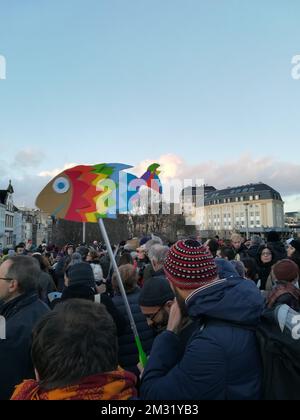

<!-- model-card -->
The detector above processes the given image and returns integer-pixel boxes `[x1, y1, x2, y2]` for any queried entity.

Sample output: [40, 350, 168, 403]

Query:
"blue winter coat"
[140, 277, 265, 400]
[113, 287, 154, 375]
[0, 292, 49, 400]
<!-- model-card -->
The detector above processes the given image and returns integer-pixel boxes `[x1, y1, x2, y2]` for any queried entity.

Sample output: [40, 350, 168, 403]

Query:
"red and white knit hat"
[164, 240, 218, 289]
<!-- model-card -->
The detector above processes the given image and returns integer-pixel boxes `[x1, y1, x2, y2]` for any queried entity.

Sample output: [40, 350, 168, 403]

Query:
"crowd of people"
[0, 231, 299, 400]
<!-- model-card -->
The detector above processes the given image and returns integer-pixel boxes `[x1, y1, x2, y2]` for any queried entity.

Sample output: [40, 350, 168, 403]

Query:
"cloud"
[1, 153, 300, 212]
[283, 195, 300, 213]
[9, 176, 49, 208]
[133, 154, 184, 181]
[0, 159, 9, 178]
[133, 153, 300, 212]
[38, 163, 78, 178]
[13, 148, 45, 168]
[134, 153, 300, 198]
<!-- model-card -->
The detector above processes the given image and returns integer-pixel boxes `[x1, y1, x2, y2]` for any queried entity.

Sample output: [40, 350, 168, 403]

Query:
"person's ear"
[8, 279, 18, 294]
[164, 300, 175, 313]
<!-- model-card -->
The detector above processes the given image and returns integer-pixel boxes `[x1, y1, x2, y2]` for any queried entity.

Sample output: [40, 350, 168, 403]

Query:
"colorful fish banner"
[36, 163, 162, 221]
[36, 162, 163, 368]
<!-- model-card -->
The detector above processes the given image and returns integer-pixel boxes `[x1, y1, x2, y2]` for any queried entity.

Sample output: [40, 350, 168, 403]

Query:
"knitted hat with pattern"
[164, 240, 218, 289]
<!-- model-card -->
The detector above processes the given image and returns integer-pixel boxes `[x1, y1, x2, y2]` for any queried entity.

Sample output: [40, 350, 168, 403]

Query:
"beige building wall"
[183, 198, 284, 232]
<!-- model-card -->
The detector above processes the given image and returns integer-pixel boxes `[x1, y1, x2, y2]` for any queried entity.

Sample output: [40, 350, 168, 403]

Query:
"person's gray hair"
[69, 252, 82, 266]
[144, 237, 163, 253]
[148, 245, 169, 265]
[6, 256, 41, 293]
[251, 235, 264, 247]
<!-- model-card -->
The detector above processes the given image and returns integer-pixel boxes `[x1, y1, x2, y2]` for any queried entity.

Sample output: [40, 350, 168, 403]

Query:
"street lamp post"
[82, 222, 86, 244]
[244, 203, 249, 240]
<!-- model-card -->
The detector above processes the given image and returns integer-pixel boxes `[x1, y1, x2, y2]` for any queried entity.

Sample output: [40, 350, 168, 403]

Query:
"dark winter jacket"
[0, 292, 49, 400]
[257, 262, 274, 291]
[54, 256, 71, 291]
[140, 277, 264, 400]
[38, 271, 56, 303]
[113, 287, 154, 375]
[143, 264, 156, 283]
[245, 245, 261, 260]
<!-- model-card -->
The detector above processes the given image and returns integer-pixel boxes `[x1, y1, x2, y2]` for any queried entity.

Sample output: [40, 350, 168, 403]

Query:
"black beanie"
[68, 263, 95, 288]
[139, 276, 175, 307]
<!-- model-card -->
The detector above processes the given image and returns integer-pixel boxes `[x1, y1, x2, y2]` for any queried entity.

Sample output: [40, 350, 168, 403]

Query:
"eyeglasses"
[0, 277, 13, 281]
[262, 252, 272, 257]
[144, 306, 164, 322]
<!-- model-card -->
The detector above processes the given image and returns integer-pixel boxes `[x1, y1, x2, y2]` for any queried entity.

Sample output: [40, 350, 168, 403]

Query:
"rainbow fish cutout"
[36, 163, 162, 222]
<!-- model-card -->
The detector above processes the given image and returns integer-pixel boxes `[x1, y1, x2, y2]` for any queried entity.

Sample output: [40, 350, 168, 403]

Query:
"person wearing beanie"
[287, 239, 300, 275]
[139, 276, 175, 334]
[139, 274, 198, 362]
[267, 259, 300, 311]
[52, 263, 125, 335]
[140, 239, 264, 401]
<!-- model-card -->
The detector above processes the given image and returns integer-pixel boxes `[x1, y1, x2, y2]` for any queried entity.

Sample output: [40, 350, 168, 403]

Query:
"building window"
[255, 195, 259, 200]
[249, 196, 253, 201]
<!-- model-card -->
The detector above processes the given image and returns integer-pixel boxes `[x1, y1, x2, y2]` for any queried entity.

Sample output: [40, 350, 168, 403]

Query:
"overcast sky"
[0, 0, 299, 211]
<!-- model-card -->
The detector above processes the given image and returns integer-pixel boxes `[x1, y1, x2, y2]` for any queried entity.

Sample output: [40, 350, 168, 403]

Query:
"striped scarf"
[11, 369, 137, 400]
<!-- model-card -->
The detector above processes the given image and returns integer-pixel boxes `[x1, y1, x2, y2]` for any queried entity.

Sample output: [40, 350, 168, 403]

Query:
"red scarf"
[267, 282, 300, 309]
[11, 369, 137, 400]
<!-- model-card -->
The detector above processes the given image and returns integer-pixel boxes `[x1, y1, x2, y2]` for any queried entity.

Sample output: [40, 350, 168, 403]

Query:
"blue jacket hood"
[187, 277, 265, 326]
[215, 258, 238, 279]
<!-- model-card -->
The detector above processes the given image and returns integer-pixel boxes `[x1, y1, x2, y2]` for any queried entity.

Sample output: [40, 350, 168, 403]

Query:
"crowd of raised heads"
[1, 231, 300, 400]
